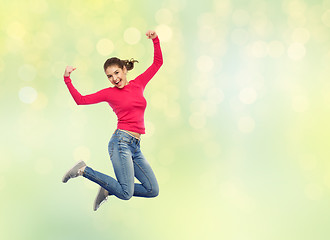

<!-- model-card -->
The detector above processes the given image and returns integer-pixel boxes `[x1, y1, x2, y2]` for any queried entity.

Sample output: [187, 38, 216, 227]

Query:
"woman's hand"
[145, 30, 157, 40]
[64, 66, 76, 77]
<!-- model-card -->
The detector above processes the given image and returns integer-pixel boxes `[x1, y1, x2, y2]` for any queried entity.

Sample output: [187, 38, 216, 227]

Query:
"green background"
[1, 0, 330, 239]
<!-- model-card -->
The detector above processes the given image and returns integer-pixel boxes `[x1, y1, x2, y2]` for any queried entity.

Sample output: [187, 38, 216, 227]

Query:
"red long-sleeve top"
[64, 37, 163, 134]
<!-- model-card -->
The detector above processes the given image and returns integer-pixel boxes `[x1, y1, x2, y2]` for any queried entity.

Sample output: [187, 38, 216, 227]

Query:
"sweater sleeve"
[64, 76, 108, 105]
[134, 36, 163, 89]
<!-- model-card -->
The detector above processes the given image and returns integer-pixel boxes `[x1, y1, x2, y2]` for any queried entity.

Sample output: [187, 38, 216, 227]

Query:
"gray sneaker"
[62, 160, 86, 183]
[94, 187, 109, 211]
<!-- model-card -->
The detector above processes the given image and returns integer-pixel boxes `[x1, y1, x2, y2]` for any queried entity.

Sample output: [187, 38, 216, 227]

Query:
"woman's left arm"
[135, 30, 163, 89]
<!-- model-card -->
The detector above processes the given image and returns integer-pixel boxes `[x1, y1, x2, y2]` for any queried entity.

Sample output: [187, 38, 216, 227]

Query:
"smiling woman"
[62, 30, 163, 211]
[103, 57, 139, 88]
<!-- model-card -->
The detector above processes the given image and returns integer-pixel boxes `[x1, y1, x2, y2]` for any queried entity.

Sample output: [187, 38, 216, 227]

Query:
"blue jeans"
[83, 129, 159, 200]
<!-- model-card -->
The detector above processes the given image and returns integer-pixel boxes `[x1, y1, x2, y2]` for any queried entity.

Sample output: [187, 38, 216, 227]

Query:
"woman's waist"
[116, 120, 145, 135]
[114, 129, 141, 140]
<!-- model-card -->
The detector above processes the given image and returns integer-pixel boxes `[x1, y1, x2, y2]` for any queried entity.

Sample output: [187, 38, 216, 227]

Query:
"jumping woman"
[62, 30, 163, 211]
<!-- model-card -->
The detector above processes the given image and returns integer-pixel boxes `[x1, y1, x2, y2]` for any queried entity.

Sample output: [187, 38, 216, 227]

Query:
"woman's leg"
[83, 136, 135, 200]
[132, 148, 159, 198]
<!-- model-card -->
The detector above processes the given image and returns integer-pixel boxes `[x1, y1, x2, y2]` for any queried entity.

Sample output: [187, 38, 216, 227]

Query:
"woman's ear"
[123, 66, 128, 74]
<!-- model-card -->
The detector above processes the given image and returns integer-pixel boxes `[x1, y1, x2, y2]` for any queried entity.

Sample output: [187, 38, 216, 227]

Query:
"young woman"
[62, 30, 163, 211]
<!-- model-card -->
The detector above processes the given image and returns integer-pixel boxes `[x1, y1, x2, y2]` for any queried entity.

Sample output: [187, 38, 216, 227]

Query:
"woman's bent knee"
[149, 186, 159, 198]
[121, 192, 133, 200]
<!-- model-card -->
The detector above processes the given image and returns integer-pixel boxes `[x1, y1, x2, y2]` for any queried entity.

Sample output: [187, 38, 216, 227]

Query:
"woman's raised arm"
[64, 66, 108, 105]
[134, 30, 163, 89]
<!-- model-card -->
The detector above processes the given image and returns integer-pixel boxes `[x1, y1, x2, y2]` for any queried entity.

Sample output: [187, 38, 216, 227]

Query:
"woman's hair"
[103, 57, 139, 71]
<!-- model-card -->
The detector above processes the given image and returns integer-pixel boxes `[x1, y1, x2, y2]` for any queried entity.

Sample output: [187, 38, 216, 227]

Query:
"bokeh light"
[19, 86, 38, 104]
[155, 24, 173, 42]
[288, 42, 306, 60]
[124, 27, 141, 45]
[96, 38, 114, 56]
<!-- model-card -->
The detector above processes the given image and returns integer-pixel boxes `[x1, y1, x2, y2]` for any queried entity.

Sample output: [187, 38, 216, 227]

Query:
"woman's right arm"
[64, 66, 108, 105]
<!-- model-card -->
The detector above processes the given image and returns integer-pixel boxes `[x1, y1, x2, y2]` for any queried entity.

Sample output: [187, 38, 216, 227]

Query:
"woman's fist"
[146, 30, 157, 40]
[64, 66, 76, 77]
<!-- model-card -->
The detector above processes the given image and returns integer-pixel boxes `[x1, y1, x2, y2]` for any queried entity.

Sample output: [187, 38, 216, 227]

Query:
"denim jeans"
[83, 129, 159, 200]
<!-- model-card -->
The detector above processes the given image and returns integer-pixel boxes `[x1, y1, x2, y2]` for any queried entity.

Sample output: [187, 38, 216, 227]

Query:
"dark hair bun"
[104, 57, 139, 71]
[123, 58, 139, 71]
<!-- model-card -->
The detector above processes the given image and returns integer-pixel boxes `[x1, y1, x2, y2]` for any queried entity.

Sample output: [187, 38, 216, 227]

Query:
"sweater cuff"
[152, 36, 160, 44]
[64, 76, 71, 84]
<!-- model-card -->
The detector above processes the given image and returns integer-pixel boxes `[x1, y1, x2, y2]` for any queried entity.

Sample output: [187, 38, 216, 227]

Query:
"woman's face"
[105, 65, 128, 89]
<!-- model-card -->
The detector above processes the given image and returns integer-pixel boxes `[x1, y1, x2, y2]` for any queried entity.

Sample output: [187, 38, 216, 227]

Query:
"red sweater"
[64, 37, 163, 134]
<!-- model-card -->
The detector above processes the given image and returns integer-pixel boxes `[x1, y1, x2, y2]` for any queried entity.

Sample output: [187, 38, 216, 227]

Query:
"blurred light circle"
[239, 87, 257, 104]
[268, 41, 285, 58]
[322, 10, 330, 27]
[292, 28, 310, 43]
[155, 24, 173, 42]
[155, 8, 173, 24]
[18, 64, 36, 81]
[196, 55, 214, 72]
[96, 38, 114, 56]
[232, 9, 250, 27]
[19, 86, 38, 104]
[288, 43, 306, 60]
[238, 116, 255, 133]
[124, 27, 141, 45]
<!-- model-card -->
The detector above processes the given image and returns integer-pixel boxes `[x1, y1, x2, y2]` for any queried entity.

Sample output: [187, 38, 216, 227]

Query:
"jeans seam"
[83, 170, 108, 187]
[118, 142, 132, 197]
[132, 159, 153, 193]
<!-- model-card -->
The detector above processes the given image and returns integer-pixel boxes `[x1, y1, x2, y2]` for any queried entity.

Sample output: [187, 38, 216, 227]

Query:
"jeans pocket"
[118, 140, 130, 154]
[119, 135, 132, 144]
